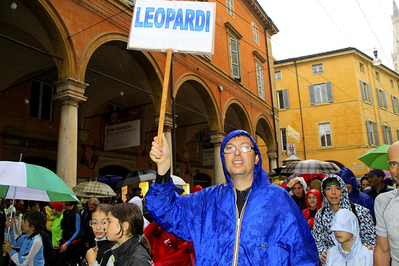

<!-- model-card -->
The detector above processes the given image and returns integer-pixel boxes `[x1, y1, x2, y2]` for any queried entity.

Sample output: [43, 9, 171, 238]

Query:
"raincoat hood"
[289, 177, 308, 196]
[305, 189, 322, 210]
[321, 174, 351, 210]
[330, 209, 362, 260]
[338, 167, 359, 194]
[220, 130, 266, 188]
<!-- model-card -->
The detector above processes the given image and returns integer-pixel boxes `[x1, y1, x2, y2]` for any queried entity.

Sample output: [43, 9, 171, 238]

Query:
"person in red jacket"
[302, 189, 322, 230]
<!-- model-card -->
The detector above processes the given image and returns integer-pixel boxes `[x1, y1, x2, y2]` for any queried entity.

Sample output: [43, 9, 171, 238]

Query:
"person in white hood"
[325, 209, 373, 266]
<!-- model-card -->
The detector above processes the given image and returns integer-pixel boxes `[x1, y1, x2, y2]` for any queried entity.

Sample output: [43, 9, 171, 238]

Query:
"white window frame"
[382, 125, 393, 144]
[319, 123, 332, 147]
[309, 82, 333, 105]
[226, 0, 234, 18]
[256, 62, 265, 99]
[366, 120, 379, 145]
[360, 81, 373, 103]
[377, 88, 388, 109]
[29, 80, 54, 121]
[277, 89, 290, 109]
[252, 23, 260, 45]
[312, 64, 323, 74]
[375, 71, 380, 81]
[275, 70, 281, 81]
[280, 128, 287, 151]
[359, 62, 365, 73]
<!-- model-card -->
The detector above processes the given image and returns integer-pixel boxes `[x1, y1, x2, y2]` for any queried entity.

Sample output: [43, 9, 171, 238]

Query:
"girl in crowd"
[105, 203, 153, 266]
[302, 188, 322, 230]
[3, 210, 45, 265]
[86, 204, 115, 266]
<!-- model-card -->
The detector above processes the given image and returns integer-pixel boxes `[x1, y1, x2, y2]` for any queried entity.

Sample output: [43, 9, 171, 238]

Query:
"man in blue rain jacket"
[146, 130, 319, 265]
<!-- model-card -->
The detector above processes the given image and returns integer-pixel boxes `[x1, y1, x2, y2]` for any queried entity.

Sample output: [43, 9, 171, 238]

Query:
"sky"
[257, 0, 396, 70]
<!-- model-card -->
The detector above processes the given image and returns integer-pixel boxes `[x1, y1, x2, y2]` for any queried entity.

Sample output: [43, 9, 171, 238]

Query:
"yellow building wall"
[275, 49, 399, 177]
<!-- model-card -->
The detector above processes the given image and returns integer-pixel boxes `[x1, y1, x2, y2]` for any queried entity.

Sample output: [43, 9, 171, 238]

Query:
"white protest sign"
[128, 0, 216, 54]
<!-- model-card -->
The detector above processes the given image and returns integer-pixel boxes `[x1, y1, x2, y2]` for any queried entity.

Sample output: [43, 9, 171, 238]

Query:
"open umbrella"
[116, 169, 156, 188]
[358, 144, 390, 170]
[72, 181, 116, 198]
[280, 159, 340, 175]
[0, 161, 77, 202]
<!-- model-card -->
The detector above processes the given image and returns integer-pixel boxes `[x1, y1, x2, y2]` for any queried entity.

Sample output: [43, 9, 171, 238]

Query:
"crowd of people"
[1, 130, 398, 265]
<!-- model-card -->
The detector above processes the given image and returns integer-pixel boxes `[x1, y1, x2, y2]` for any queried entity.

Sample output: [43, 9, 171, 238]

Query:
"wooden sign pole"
[157, 49, 173, 147]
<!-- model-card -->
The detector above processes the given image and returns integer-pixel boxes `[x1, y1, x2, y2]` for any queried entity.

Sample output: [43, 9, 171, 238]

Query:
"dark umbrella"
[116, 169, 156, 188]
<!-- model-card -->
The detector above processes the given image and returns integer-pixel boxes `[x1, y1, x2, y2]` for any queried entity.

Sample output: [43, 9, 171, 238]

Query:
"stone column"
[210, 131, 226, 185]
[54, 78, 88, 188]
[155, 112, 174, 174]
[267, 149, 278, 173]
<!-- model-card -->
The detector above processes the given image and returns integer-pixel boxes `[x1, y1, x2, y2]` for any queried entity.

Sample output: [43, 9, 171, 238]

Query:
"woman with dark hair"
[2, 210, 46, 265]
[55, 201, 81, 266]
[105, 203, 153, 266]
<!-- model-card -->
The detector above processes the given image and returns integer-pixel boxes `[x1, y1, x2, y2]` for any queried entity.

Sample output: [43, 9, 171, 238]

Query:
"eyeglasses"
[89, 220, 108, 227]
[223, 145, 255, 154]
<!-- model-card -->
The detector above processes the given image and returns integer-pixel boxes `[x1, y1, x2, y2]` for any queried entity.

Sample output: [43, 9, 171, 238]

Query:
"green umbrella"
[358, 144, 390, 170]
[0, 161, 78, 202]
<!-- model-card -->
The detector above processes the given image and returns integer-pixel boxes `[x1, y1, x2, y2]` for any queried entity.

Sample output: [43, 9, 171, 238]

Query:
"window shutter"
[383, 126, 388, 144]
[377, 89, 382, 107]
[360, 81, 366, 101]
[397, 129, 399, 139]
[367, 84, 373, 103]
[392, 96, 398, 113]
[383, 91, 387, 108]
[373, 122, 379, 145]
[229, 38, 240, 79]
[366, 122, 372, 144]
[326, 82, 333, 102]
[309, 85, 315, 105]
[283, 89, 290, 109]
[389, 127, 393, 144]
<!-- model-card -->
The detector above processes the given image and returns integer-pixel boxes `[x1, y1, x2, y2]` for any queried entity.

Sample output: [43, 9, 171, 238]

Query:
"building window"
[309, 82, 333, 105]
[226, 0, 234, 18]
[312, 64, 323, 74]
[280, 128, 287, 151]
[397, 129, 399, 140]
[392, 95, 399, 114]
[319, 123, 332, 147]
[382, 125, 393, 144]
[275, 70, 281, 81]
[366, 120, 379, 145]
[229, 38, 241, 79]
[252, 23, 260, 45]
[360, 80, 373, 103]
[256, 62, 265, 99]
[277, 89, 290, 109]
[377, 88, 388, 109]
[360, 62, 365, 72]
[375, 71, 380, 81]
[390, 79, 395, 88]
[29, 80, 54, 121]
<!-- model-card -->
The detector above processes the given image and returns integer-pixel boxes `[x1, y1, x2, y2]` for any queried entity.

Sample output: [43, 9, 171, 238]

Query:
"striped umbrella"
[72, 181, 116, 198]
[280, 159, 340, 175]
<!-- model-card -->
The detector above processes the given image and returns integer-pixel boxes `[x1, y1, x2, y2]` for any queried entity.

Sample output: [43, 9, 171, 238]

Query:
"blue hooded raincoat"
[146, 130, 319, 265]
[338, 167, 375, 223]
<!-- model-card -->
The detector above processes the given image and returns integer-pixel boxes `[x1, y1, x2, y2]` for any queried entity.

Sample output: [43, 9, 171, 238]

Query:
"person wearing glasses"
[146, 129, 319, 265]
[374, 141, 399, 266]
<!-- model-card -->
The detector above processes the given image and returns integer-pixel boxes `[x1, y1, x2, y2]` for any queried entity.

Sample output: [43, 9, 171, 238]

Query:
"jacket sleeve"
[312, 207, 328, 258]
[10, 234, 43, 266]
[66, 213, 81, 245]
[145, 178, 205, 242]
[355, 205, 376, 247]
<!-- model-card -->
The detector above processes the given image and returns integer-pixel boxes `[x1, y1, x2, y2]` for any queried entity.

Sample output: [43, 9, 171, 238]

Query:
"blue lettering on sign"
[165, 8, 175, 29]
[144, 7, 155, 27]
[154, 8, 165, 28]
[134, 6, 212, 32]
